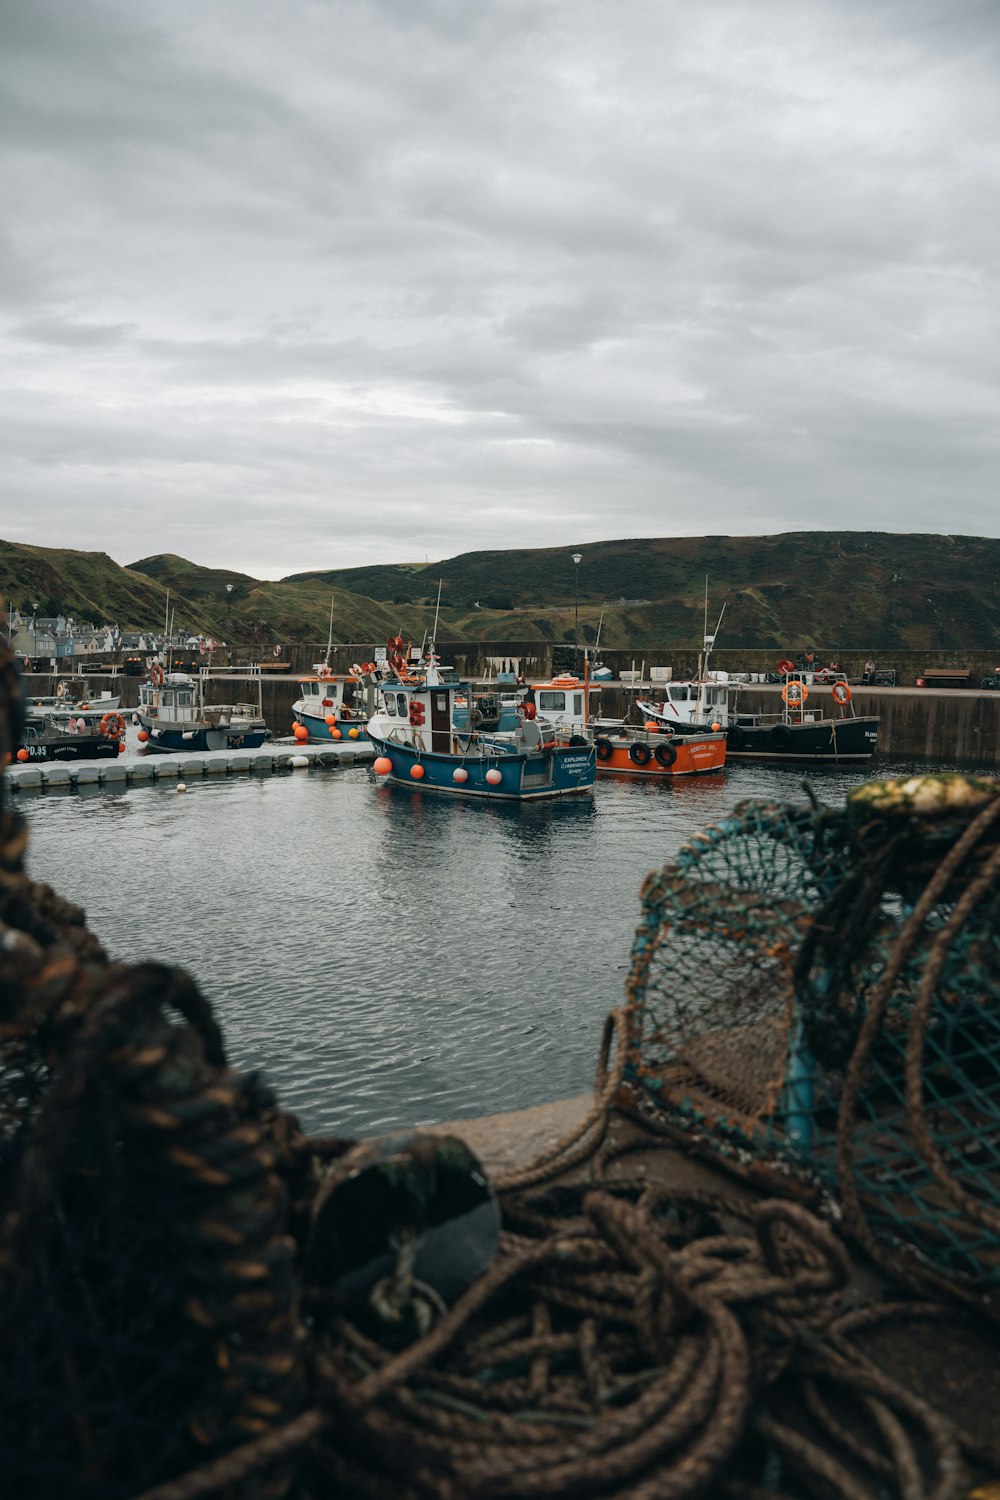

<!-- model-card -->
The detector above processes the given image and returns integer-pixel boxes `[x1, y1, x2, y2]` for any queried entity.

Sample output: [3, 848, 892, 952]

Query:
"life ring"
[781, 680, 808, 705]
[654, 741, 677, 768]
[100, 712, 126, 739]
[273, 645, 281, 658]
[629, 742, 651, 766]
[770, 724, 792, 749]
[150, 664, 164, 686]
[595, 737, 613, 761]
[832, 681, 852, 705]
[777, 658, 796, 675]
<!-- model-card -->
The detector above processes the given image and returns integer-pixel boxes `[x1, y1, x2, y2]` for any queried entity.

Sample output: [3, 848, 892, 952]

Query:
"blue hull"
[292, 710, 369, 743]
[368, 732, 594, 800]
[143, 727, 272, 753]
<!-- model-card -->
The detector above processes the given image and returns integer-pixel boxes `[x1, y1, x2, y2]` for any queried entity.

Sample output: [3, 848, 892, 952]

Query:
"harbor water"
[18, 756, 977, 1139]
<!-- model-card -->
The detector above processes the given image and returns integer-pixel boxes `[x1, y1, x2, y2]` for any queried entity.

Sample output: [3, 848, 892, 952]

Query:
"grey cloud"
[1, 0, 998, 575]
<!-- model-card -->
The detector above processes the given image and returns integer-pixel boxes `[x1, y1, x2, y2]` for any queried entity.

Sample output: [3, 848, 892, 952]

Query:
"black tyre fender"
[770, 724, 792, 749]
[629, 742, 651, 765]
[653, 740, 677, 768]
[595, 737, 614, 761]
[727, 725, 745, 751]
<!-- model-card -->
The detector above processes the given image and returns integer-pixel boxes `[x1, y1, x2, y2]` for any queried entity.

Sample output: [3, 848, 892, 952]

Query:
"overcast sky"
[2, 0, 998, 578]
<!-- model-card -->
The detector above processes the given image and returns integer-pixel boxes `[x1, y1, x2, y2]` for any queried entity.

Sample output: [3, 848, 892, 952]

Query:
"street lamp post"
[226, 585, 233, 664]
[571, 554, 582, 668]
[31, 603, 38, 666]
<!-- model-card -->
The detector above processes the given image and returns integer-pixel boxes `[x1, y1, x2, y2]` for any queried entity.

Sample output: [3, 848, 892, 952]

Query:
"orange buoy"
[16, 748, 29, 762]
[410, 763, 425, 779]
[486, 768, 502, 785]
[373, 756, 392, 775]
[453, 767, 469, 782]
[137, 730, 150, 742]
[644, 720, 659, 731]
[293, 722, 309, 740]
[711, 721, 721, 732]
[325, 714, 336, 726]
[117, 740, 127, 753]
[349, 727, 360, 739]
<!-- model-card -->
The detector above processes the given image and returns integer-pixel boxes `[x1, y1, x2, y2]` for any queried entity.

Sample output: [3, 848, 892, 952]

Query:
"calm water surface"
[18, 757, 970, 1137]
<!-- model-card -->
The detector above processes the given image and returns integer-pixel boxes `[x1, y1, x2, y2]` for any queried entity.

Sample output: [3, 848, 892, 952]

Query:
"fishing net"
[623, 775, 1000, 1311]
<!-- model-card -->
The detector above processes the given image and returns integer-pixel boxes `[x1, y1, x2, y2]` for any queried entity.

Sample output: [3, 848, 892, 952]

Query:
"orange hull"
[594, 732, 727, 776]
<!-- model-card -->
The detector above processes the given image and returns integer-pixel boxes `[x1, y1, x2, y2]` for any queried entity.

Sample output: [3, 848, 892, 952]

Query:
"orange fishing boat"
[592, 726, 726, 777]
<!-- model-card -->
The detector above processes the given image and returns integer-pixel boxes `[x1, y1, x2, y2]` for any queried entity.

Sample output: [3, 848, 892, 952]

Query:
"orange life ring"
[150, 663, 164, 686]
[832, 681, 852, 705]
[100, 712, 126, 738]
[781, 680, 808, 705]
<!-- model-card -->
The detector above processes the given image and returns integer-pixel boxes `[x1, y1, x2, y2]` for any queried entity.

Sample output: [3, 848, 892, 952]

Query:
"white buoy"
[291, 754, 309, 768]
[176, 782, 187, 793]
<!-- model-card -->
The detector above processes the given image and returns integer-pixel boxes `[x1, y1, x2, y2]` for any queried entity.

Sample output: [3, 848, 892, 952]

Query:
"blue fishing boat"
[291, 663, 371, 744]
[367, 647, 595, 801]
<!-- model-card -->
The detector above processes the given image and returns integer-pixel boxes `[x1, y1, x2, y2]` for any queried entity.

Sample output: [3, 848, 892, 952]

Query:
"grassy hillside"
[279, 532, 1000, 650]
[3, 532, 998, 650]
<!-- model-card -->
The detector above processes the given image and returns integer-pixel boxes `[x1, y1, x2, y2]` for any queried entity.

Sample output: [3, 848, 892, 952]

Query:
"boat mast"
[324, 593, 335, 666]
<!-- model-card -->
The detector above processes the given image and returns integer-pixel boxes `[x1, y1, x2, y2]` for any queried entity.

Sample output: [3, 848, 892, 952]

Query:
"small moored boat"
[291, 663, 371, 744]
[136, 665, 272, 753]
[14, 708, 126, 764]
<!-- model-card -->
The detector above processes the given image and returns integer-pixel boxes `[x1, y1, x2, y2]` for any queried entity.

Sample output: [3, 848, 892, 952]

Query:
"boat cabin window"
[669, 686, 691, 702]
[304, 682, 320, 698]
[433, 693, 448, 712]
[537, 690, 566, 712]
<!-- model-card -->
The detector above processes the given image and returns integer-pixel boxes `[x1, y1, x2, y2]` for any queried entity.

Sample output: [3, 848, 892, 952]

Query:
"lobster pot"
[623, 783, 1000, 1311]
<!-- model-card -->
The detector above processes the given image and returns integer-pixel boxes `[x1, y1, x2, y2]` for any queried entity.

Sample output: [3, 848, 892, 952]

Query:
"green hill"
[2, 532, 999, 650]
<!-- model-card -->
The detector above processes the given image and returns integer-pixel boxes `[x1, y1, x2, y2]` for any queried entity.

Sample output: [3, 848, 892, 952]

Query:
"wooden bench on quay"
[916, 667, 971, 688]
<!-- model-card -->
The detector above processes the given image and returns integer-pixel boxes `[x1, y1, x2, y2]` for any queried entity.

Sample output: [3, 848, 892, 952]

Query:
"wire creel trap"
[623, 774, 1000, 1312]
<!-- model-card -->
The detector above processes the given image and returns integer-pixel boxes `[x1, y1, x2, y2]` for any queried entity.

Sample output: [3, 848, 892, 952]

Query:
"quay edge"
[18, 671, 1000, 770]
